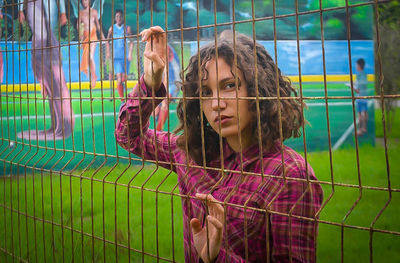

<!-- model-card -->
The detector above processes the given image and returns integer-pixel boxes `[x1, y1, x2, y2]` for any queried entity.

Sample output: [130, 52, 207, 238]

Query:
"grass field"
[0, 139, 399, 262]
[0, 165, 183, 262]
[375, 107, 400, 138]
[1, 81, 398, 262]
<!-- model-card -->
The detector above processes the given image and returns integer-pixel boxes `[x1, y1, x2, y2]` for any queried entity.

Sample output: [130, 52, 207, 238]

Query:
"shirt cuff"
[128, 75, 167, 102]
[141, 75, 167, 98]
[118, 75, 167, 119]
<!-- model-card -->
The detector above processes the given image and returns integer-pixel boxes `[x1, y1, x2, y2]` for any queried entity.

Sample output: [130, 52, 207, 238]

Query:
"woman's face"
[201, 58, 254, 151]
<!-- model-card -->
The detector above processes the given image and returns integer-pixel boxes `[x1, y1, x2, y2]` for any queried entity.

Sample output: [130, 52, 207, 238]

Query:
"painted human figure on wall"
[105, 9, 133, 101]
[77, 0, 105, 88]
[154, 44, 180, 131]
[17, 0, 74, 140]
[18, 0, 67, 33]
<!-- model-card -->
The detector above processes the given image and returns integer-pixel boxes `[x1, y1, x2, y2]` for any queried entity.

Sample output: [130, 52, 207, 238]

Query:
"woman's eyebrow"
[219, 77, 234, 84]
[219, 77, 241, 86]
[200, 77, 241, 88]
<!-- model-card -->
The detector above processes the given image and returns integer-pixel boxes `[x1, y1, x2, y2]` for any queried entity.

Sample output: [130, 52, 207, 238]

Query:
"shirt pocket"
[225, 191, 264, 223]
[223, 191, 266, 247]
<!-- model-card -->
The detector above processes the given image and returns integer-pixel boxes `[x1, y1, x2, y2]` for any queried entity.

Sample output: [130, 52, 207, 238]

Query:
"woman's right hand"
[141, 26, 167, 92]
[190, 193, 225, 263]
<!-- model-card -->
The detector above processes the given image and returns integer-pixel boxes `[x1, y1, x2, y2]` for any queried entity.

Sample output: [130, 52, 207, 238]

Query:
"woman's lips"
[214, 115, 232, 125]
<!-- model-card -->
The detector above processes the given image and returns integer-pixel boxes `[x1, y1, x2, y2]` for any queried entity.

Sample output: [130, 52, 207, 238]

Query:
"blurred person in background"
[106, 9, 133, 101]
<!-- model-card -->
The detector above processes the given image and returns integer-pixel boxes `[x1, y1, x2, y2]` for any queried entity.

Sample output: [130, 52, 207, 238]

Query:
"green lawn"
[375, 107, 400, 138]
[0, 166, 184, 262]
[309, 141, 400, 262]
[1, 82, 398, 262]
[1, 140, 399, 262]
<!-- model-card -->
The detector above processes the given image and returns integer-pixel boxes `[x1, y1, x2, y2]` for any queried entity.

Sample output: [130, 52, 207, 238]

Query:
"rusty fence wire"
[0, 0, 399, 262]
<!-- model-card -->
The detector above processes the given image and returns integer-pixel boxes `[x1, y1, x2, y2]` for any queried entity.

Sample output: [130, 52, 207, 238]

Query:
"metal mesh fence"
[0, 0, 399, 262]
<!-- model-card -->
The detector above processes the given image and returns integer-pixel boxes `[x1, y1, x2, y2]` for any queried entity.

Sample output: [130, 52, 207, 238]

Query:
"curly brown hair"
[176, 31, 304, 166]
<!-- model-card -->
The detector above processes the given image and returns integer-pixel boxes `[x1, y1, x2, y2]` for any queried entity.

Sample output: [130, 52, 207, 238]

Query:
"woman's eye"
[224, 83, 236, 90]
[201, 88, 212, 97]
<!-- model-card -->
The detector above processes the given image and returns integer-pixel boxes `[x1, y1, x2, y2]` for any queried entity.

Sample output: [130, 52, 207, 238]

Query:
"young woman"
[115, 26, 323, 263]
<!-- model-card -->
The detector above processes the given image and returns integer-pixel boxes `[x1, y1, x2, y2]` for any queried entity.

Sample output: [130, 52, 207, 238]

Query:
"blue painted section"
[0, 41, 101, 84]
[190, 40, 374, 77]
[1, 40, 374, 85]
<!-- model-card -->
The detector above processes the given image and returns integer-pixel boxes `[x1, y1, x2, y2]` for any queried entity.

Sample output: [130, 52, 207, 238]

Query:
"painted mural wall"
[0, 0, 375, 160]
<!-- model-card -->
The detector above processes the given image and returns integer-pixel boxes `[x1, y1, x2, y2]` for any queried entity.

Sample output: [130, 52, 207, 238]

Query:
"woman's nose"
[211, 95, 227, 111]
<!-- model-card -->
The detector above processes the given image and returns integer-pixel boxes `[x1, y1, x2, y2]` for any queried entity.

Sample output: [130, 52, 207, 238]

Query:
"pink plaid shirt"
[115, 77, 323, 263]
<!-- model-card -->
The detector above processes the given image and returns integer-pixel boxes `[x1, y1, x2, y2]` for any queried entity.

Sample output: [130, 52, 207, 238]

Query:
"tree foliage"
[54, 20, 77, 43]
[12, 19, 32, 42]
[98, 0, 374, 40]
[0, 0, 374, 41]
[375, 0, 400, 134]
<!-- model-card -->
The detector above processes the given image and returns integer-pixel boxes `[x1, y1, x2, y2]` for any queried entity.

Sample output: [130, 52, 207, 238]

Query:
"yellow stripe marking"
[287, 74, 374, 83]
[1, 74, 375, 92]
[1, 80, 138, 93]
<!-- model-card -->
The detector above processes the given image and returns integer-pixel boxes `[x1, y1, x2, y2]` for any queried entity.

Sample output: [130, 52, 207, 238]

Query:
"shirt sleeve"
[269, 166, 323, 263]
[115, 75, 179, 171]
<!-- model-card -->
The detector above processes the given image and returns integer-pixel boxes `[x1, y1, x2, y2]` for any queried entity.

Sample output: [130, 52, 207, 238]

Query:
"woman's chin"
[218, 129, 240, 140]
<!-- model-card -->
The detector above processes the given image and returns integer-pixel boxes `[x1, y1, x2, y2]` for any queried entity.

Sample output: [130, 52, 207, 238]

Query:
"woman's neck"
[226, 125, 255, 153]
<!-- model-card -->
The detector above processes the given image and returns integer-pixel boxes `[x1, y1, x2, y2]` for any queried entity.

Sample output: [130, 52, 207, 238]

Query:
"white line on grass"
[332, 123, 357, 151]
[307, 102, 352, 107]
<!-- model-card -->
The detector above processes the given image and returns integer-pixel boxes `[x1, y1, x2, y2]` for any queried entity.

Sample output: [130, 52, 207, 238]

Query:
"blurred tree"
[275, 0, 312, 15]
[323, 16, 347, 40]
[375, 0, 400, 134]
[298, 13, 321, 40]
[306, 0, 373, 40]
[350, 5, 373, 39]
[13, 19, 31, 42]
[102, 0, 138, 35]
[155, 1, 179, 30]
[0, 0, 375, 41]
[0, 13, 13, 40]
[308, 0, 346, 10]
[54, 20, 77, 43]
[251, 0, 272, 19]
[93, 0, 374, 40]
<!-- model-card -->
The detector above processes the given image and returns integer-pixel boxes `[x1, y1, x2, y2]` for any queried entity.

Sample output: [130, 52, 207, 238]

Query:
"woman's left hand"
[190, 193, 225, 263]
[140, 26, 167, 92]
